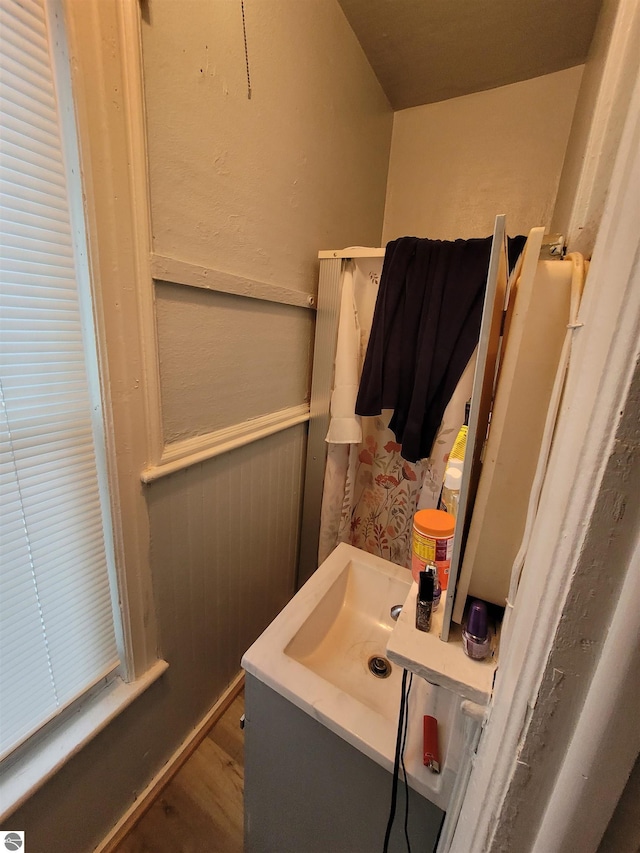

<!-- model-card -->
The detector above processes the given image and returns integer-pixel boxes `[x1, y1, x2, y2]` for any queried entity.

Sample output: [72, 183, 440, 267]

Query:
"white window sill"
[0, 658, 168, 821]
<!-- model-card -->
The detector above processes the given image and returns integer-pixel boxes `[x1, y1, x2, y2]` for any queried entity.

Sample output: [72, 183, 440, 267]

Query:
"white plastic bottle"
[440, 466, 462, 519]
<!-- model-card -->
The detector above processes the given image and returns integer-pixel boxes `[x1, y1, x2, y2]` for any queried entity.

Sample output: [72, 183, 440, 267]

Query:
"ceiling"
[338, 0, 603, 110]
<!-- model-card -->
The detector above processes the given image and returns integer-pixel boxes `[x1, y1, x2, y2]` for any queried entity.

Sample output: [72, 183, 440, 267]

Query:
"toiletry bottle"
[416, 570, 434, 632]
[411, 508, 455, 590]
[439, 466, 462, 519]
[462, 599, 491, 660]
[448, 400, 470, 466]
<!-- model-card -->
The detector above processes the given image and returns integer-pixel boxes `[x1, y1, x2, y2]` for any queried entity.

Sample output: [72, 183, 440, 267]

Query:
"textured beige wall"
[156, 283, 314, 441]
[142, 0, 392, 290]
[598, 753, 640, 853]
[551, 0, 640, 255]
[382, 67, 583, 242]
[143, 0, 392, 435]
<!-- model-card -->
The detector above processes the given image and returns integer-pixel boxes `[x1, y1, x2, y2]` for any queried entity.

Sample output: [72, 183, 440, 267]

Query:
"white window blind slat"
[1, 546, 107, 602]
[0, 0, 120, 759]
[2, 134, 67, 182]
[0, 3, 49, 51]
[1, 262, 75, 285]
[34, 556, 110, 599]
[2, 165, 69, 203]
[0, 365, 86, 383]
[0, 104, 58, 150]
[1, 302, 79, 316]
[0, 271, 82, 292]
[0, 172, 66, 212]
[6, 438, 92, 462]
[1, 183, 73, 219]
[1, 379, 86, 399]
[39, 584, 115, 631]
[23, 502, 104, 541]
[9, 0, 46, 19]
[0, 445, 95, 479]
[0, 130, 70, 181]
[1, 53, 58, 111]
[1, 21, 52, 77]
[1, 214, 71, 245]
[0, 64, 57, 115]
[1, 322, 82, 342]
[0, 33, 48, 74]
[1, 421, 91, 451]
[1, 96, 60, 148]
[2, 400, 94, 426]
[29, 530, 106, 571]
[1, 0, 47, 30]
[0, 148, 66, 190]
[0, 227, 76, 260]
[0, 75, 58, 124]
[1, 40, 57, 95]
[1, 329, 83, 347]
[0, 637, 53, 685]
[2, 499, 102, 535]
[1, 283, 78, 304]
[0, 202, 71, 235]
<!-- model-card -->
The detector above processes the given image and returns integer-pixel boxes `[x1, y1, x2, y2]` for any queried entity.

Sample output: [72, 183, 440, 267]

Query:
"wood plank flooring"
[115, 693, 245, 853]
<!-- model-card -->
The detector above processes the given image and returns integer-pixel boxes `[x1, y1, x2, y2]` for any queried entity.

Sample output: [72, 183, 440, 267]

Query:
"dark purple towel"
[355, 236, 493, 463]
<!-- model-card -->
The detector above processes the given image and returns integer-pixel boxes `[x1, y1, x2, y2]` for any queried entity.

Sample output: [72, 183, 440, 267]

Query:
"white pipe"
[532, 534, 640, 852]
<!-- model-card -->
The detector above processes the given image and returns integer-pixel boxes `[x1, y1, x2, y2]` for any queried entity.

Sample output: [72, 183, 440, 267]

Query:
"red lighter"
[423, 715, 440, 773]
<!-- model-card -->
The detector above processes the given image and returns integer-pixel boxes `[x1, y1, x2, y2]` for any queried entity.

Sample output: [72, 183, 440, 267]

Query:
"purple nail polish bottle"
[462, 599, 491, 660]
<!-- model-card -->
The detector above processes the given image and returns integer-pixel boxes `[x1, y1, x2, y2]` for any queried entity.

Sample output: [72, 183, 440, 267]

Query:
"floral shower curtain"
[318, 255, 475, 568]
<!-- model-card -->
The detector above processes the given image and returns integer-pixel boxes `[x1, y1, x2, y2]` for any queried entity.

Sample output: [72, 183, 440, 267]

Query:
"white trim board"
[151, 253, 316, 310]
[318, 247, 386, 258]
[95, 671, 245, 853]
[63, 0, 161, 678]
[141, 404, 310, 483]
[0, 659, 168, 823]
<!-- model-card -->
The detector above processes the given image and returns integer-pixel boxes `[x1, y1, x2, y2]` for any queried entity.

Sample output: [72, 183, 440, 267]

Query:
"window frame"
[58, 0, 163, 681]
[0, 0, 166, 818]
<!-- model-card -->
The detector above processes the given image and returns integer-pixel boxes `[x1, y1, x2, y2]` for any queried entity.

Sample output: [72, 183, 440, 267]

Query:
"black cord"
[383, 668, 409, 853]
[400, 672, 413, 853]
[383, 669, 414, 853]
[240, 0, 252, 99]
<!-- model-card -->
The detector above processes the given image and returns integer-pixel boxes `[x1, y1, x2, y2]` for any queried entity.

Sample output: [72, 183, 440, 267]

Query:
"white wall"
[551, 0, 640, 254]
[382, 67, 583, 242]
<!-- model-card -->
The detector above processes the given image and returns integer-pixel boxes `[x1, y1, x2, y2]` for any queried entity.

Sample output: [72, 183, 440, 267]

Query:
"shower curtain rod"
[318, 247, 385, 259]
[318, 234, 564, 262]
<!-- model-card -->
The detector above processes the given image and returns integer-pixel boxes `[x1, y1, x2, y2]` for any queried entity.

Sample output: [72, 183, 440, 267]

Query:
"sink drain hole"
[368, 655, 392, 679]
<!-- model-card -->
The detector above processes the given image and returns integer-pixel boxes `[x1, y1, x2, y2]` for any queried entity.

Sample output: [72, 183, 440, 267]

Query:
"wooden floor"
[115, 692, 245, 853]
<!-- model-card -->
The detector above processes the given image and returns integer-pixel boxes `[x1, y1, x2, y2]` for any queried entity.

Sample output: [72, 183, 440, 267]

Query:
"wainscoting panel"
[146, 424, 307, 715]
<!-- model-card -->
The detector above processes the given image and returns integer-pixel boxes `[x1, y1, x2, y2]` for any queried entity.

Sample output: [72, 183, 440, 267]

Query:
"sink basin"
[285, 555, 410, 719]
[242, 543, 465, 810]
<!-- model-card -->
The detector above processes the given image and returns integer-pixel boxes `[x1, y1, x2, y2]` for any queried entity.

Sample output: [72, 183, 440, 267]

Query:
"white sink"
[242, 543, 466, 810]
[285, 553, 409, 719]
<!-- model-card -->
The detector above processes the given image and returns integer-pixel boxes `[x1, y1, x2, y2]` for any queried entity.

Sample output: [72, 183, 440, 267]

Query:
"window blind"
[0, 0, 119, 758]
